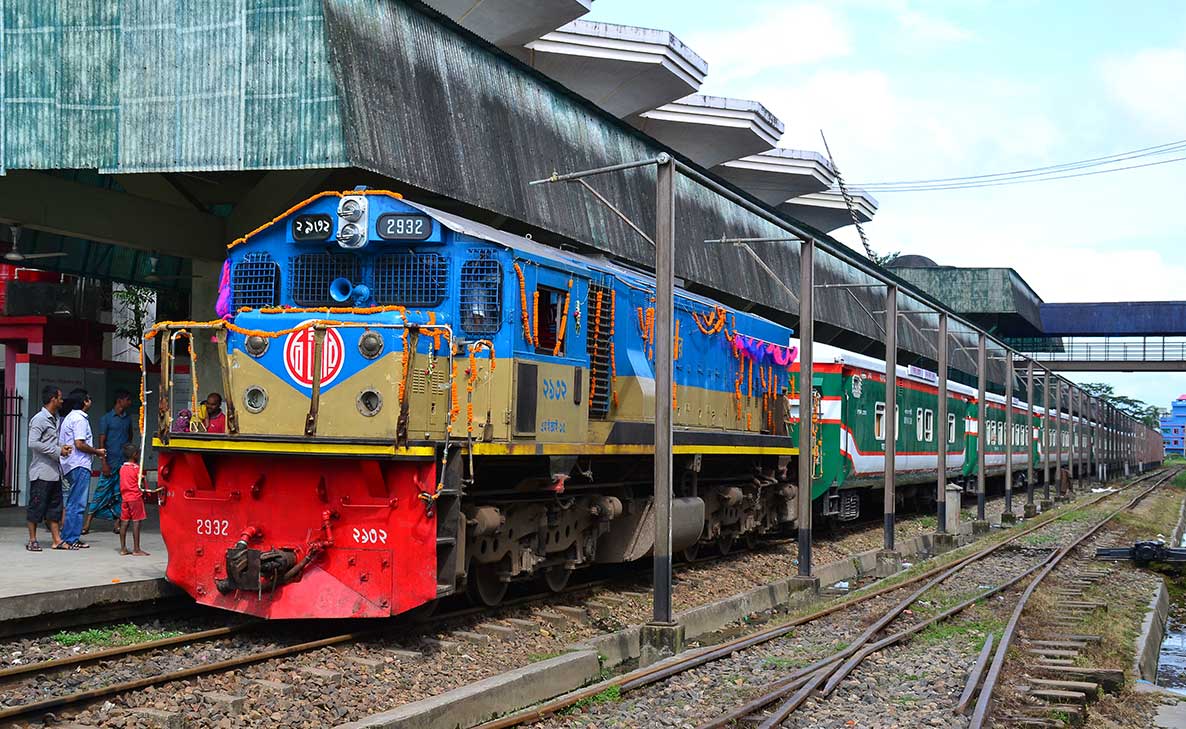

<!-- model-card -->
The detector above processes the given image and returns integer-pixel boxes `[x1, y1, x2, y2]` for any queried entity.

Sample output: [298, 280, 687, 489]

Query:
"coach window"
[915, 408, 924, 441]
[948, 413, 956, 444]
[925, 410, 934, 442]
[875, 402, 886, 440]
[535, 285, 565, 355]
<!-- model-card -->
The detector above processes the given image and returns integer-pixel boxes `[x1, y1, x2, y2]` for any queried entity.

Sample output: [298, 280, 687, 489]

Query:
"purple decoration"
[215, 259, 232, 319]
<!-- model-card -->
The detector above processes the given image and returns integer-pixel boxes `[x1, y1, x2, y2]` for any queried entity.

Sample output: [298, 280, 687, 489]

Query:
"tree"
[1079, 382, 1161, 428]
[112, 284, 155, 353]
[872, 250, 901, 267]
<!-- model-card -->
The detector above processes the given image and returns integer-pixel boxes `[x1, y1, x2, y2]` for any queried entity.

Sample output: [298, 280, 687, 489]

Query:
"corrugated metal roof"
[0, 0, 347, 174]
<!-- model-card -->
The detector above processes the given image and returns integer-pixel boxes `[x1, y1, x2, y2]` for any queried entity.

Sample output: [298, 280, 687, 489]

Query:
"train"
[143, 189, 1162, 619]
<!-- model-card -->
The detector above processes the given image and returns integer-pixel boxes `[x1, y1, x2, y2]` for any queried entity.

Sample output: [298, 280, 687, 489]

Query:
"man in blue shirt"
[82, 390, 134, 535]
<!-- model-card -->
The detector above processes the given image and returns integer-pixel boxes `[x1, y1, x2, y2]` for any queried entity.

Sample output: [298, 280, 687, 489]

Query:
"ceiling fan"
[4, 225, 69, 262]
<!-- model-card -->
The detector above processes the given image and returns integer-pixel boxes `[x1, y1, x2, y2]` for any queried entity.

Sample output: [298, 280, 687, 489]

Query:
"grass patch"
[52, 623, 184, 647]
[1056, 509, 1095, 524]
[1020, 531, 1059, 546]
[762, 655, 806, 669]
[916, 515, 937, 530]
[892, 695, 920, 705]
[914, 613, 1003, 648]
[562, 685, 622, 714]
[528, 651, 565, 663]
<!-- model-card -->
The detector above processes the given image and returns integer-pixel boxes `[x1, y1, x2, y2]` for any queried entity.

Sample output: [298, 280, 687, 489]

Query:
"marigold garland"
[398, 329, 411, 403]
[532, 291, 540, 348]
[589, 291, 604, 402]
[553, 281, 572, 356]
[610, 291, 618, 408]
[514, 263, 532, 346]
[692, 306, 728, 336]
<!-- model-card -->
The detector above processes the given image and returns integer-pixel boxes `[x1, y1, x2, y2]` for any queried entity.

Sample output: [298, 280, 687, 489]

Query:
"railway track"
[475, 467, 1177, 729]
[0, 473, 1149, 726]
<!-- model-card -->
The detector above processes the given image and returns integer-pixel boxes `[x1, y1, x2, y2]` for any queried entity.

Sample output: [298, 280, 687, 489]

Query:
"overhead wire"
[847, 138, 1186, 192]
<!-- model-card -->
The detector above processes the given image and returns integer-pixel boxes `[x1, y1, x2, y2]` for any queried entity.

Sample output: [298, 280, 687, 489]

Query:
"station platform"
[0, 505, 180, 635]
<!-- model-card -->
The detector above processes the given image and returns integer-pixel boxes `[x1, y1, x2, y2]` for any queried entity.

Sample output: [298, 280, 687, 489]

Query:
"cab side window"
[535, 285, 565, 355]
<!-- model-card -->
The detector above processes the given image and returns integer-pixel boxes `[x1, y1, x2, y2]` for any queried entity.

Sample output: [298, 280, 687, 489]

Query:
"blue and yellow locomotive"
[149, 189, 804, 618]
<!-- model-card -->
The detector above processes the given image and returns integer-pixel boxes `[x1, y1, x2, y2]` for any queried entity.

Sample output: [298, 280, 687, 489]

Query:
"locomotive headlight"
[359, 331, 384, 359]
[338, 198, 364, 222]
[337, 222, 364, 249]
[245, 335, 268, 357]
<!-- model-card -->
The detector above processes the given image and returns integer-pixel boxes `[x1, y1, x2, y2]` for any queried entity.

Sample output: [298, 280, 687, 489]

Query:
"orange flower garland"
[514, 263, 533, 346]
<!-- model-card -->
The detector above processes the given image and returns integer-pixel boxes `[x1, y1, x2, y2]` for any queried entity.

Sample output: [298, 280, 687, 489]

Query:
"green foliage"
[1079, 382, 1162, 427]
[528, 651, 565, 663]
[562, 685, 622, 714]
[762, 655, 806, 669]
[112, 285, 156, 349]
[872, 250, 901, 267]
[53, 623, 183, 647]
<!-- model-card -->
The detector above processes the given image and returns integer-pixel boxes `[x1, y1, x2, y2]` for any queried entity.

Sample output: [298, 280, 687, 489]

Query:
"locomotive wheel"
[743, 532, 760, 550]
[542, 566, 571, 593]
[404, 598, 439, 622]
[466, 560, 509, 607]
[681, 542, 701, 562]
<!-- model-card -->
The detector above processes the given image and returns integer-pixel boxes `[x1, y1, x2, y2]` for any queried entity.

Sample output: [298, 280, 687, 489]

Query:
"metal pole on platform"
[936, 313, 949, 533]
[651, 155, 675, 626]
[1042, 370, 1051, 500]
[1055, 379, 1063, 493]
[797, 237, 815, 577]
[1004, 353, 1014, 516]
[883, 284, 897, 551]
[976, 332, 987, 521]
[1026, 359, 1035, 505]
[1070, 387, 1078, 489]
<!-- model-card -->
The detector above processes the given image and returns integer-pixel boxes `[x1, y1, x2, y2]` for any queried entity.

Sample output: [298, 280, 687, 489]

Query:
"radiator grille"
[232, 252, 279, 309]
[459, 257, 502, 334]
[373, 253, 447, 307]
[289, 253, 359, 306]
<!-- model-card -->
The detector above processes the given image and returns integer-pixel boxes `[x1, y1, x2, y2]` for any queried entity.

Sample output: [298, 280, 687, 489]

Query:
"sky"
[586, 0, 1186, 410]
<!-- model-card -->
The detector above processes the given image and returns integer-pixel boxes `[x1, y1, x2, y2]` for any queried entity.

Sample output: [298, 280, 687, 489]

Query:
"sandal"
[71, 541, 91, 549]
[51, 542, 70, 550]
[25, 541, 41, 552]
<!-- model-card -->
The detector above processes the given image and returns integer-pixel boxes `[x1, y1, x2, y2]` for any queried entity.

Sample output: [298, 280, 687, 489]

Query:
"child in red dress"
[118, 444, 149, 556]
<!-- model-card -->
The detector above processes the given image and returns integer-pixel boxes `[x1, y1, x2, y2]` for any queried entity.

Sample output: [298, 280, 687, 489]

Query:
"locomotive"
[144, 189, 1137, 620]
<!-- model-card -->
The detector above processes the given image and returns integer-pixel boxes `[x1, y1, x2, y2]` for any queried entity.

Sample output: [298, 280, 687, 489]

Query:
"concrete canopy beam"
[714, 148, 836, 206]
[520, 21, 707, 118]
[629, 95, 784, 168]
[0, 171, 226, 261]
[421, 0, 592, 47]
[778, 188, 879, 233]
[227, 169, 335, 241]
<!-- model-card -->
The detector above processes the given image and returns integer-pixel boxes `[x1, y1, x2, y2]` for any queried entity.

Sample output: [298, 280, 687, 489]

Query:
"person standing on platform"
[58, 389, 105, 549]
[25, 385, 71, 551]
[82, 390, 134, 536]
[118, 444, 148, 556]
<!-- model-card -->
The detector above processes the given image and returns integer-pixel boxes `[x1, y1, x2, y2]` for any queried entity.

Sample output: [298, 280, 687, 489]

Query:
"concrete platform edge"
[1134, 577, 1170, 682]
[333, 650, 601, 729]
[0, 578, 180, 623]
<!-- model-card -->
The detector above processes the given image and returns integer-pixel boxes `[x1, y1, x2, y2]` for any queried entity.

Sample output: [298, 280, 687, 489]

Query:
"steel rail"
[471, 469, 1165, 729]
[726, 467, 1177, 729]
[968, 465, 1182, 728]
[0, 623, 258, 680]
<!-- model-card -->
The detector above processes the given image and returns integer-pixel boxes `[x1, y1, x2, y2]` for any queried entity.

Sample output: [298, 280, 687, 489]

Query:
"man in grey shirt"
[25, 385, 73, 551]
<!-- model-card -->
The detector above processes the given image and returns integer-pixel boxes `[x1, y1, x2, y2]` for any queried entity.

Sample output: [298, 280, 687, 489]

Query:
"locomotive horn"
[330, 277, 371, 305]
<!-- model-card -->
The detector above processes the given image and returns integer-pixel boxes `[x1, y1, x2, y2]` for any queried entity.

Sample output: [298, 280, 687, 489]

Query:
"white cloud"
[1101, 48, 1186, 134]
[895, 9, 971, 45]
[684, 3, 851, 84]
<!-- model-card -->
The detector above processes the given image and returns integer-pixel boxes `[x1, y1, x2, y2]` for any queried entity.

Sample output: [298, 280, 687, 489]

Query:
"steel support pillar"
[976, 332, 987, 521]
[1026, 360, 1035, 505]
[1042, 370, 1051, 500]
[1055, 380, 1064, 496]
[650, 156, 675, 627]
[936, 313, 949, 533]
[1004, 355, 1014, 516]
[883, 284, 897, 551]
[797, 238, 815, 578]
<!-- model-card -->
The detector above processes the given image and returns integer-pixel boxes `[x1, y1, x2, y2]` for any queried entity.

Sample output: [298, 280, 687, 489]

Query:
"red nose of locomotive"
[157, 450, 438, 619]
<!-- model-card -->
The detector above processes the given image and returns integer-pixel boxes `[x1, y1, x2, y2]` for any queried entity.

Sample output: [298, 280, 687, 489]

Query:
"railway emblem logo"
[851, 376, 863, 398]
[283, 323, 345, 388]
